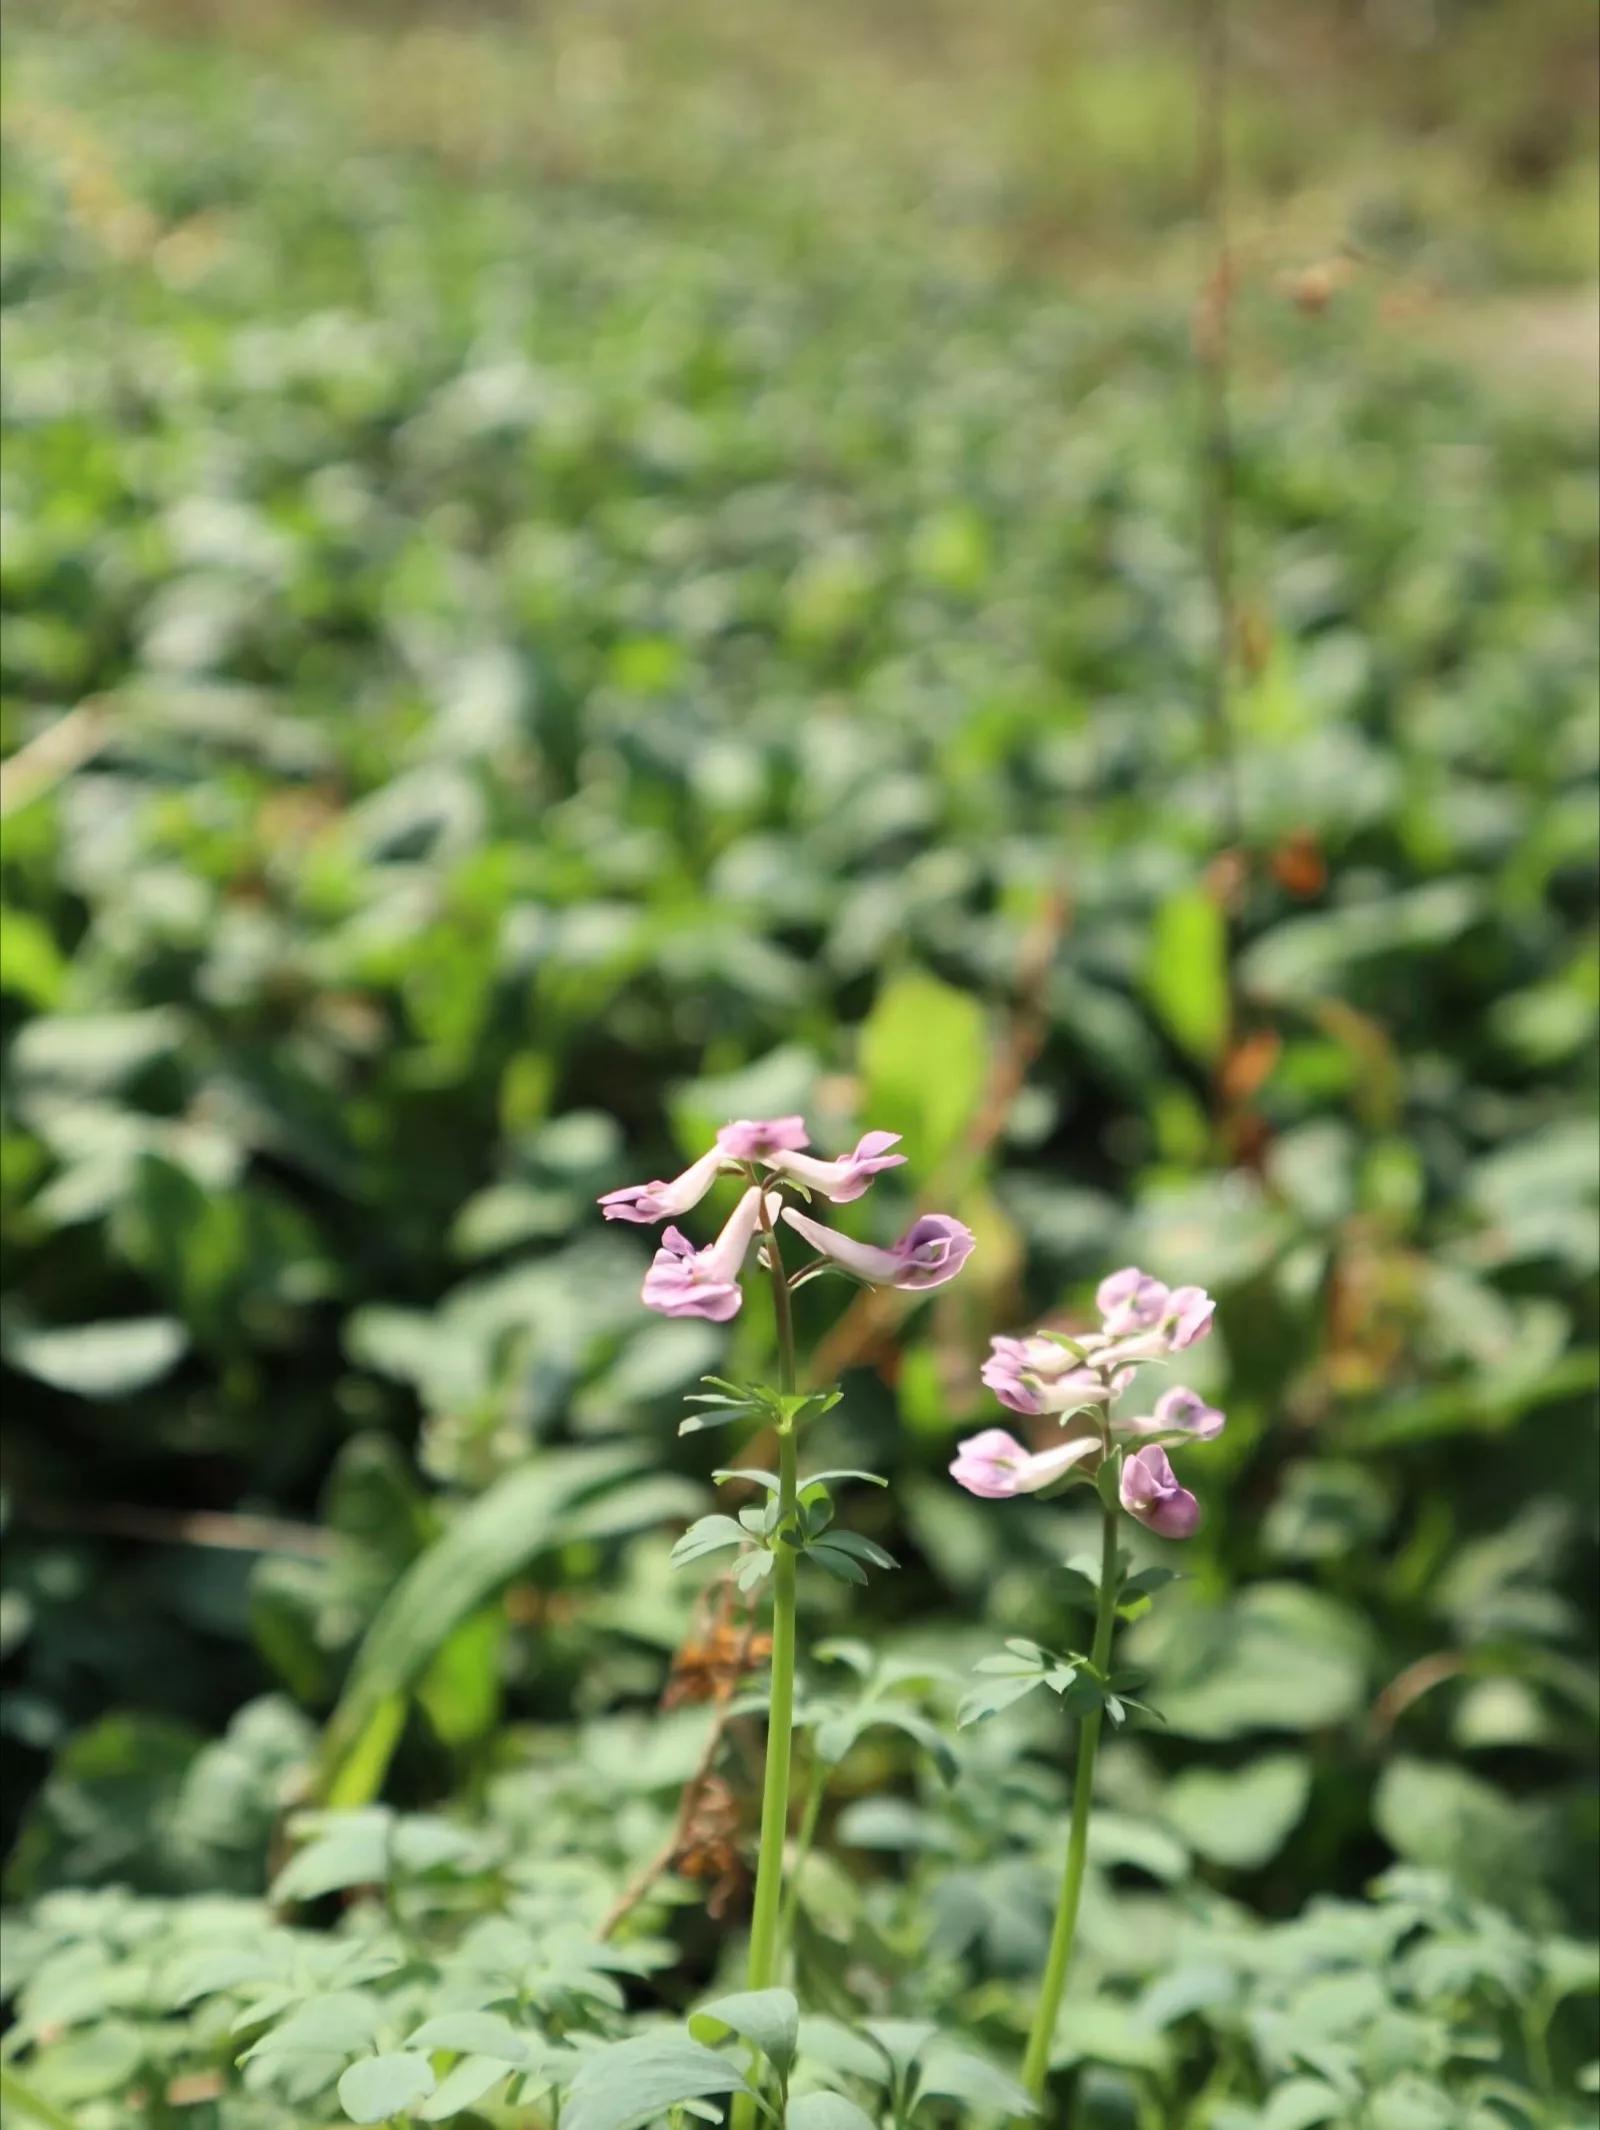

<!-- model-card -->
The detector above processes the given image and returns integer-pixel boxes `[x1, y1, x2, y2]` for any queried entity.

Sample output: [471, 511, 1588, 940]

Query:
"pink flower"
[1164, 1285, 1215, 1349]
[1092, 1268, 1216, 1356]
[1119, 1445, 1201, 1539]
[765, 1130, 907, 1203]
[1096, 1267, 1171, 1335]
[598, 1145, 728, 1225]
[1119, 1385, 1224, 1441]
[716, 1116, 810, 1162]
[949, 1428, 1101, 1500]
[641, 1187, 774, 1321]
[780, 1205, 975, 1291]
[981, 1334, 1116, 1417]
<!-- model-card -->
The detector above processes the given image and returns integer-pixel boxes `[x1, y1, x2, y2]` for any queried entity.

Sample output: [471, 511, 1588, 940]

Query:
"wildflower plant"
[952, 1266, 1224, 2102]
[600, 1116, 973, 2118]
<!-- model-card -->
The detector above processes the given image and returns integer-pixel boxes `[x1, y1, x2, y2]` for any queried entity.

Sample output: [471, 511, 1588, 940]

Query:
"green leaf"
[689, 1988, 799, 2077]
[0, 2067, 80, 2130]
[810, 1530, 897, 1571]
[915, 2043, 1037, 2115]
[859, 969, 988, 1173]
[972, 1648, 1047, 1677]
[405, 2012, 529, 2061]
[417, 2055, 518, 2118]
[1056, 1566, 1104, 1613]
[1145, 886, 1229, 1063]
[1241, 881, 1485, 1003]
[2, 1316, 188, 1399]
[1128, 1583, 1369, 1740]
[316, 1447, 675, 1801]
[417, 1604, 503, 1750]
[1121, 1565, 1183, 1599]
[561, 2036, 751, 2130]
[735, 1551, 775, 1592]
[865, 1706, 959, 1785]
[338, 2053, 437, 2123]
[795, 2018, 894, 2085]
[240, 1991, 382, 2105]
[1162, 1754, 1312, 1869]
[1050, 1997, 1170, 2072]
[670, 1515, 752, 1567]
[806, 1543, 869, 1585]
[0, 909, 67, 1007]
[860, 2019, 939, 2078]
[9, 2024, 145, 2105]
[272, 1812, 391, 1901]
[679, 1404, 762, 1436]
[787, 2097, 880, 2130]
[323, 1696, 407, 1813]
[958, 1672, 1048, 1727]
[1261, 2078, 1346, 2130]
[9, 1007, 187, 1091]
[798, 1493, 835, 1539]
[1364, 2080, 1461, 2130]
[1372, 1758, 1529, 1890]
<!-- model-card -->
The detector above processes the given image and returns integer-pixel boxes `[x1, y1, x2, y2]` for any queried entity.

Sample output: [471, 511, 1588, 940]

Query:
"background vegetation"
[1, 1, 1597, 2124]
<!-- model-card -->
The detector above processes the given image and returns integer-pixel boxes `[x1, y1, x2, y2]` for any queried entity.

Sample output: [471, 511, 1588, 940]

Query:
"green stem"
[1019, 1494, 1120, 2104]
[776, 1756, 826, 1966]
[744, 1422, 798, 1994]
[1522, 1989, 1555, 2096]
[732, 1198, 801, 2130]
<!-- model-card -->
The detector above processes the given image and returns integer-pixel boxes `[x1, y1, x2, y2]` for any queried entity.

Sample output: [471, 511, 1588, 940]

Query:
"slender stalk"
[1195, 0, 1241, 855]
[743, 1421, 798, 1994]
[732, 1197, 801, 2130]
[776, 1756, 826, 1965]
[1019, 1495, 1121, 2103]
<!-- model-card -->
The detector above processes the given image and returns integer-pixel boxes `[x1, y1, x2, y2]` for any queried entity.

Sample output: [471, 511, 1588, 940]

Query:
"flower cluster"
[601, 1116, 974, 1321]
[953, 1266, 1223, 1539]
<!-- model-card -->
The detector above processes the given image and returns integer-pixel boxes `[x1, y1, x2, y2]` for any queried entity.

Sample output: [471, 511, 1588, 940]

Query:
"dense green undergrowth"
[1, 5, 1597, 2125]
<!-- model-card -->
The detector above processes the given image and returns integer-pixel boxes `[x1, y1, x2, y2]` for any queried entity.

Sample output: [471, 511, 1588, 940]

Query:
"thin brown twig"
[1369, 1651, 1468, 1741]
[598, 1576, 761, 1938]
[0, 702, 116, 817]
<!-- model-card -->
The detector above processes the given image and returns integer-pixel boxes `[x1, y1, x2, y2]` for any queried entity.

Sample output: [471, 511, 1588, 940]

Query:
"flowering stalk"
[1020, 1488, 1119, 2099]
[600, 1113, 974, 2127]
[953, 1266, 1223, 2106]
[742, 1191, 798, 2003]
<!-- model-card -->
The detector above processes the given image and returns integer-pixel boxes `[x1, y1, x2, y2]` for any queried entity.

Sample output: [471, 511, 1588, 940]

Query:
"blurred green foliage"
[0, 1, 1597, 2123]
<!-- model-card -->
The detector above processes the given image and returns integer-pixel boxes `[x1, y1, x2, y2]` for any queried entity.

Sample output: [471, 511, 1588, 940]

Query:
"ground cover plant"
[1, 1, 1597, 2124]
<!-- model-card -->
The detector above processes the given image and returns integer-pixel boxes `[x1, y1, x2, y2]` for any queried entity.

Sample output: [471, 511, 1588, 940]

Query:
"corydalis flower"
[1119, 1384, 1224, 1441]
[1162, 1285, 1215, 1350]
[981, 1334, 1117, 1417]
[949, 1428, 1100, 1500]
[598, 1145, 728, 1225]
[1089, 1268, 1215, 1359]
[1096, 1267, 1170, 1335]
[716, 1116, 810, 1162]
[1118, 1444, 1200, 1538]
[966, 1268, 1221, 1537]
[766, 1130, 907, 1203]
[781, 1205, 974, 1291]
[641, 1187, 775, 1322]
